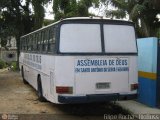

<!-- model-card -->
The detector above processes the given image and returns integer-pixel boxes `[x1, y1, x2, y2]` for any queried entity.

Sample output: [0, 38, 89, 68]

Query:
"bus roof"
[21, 17, 134, 38]
[63, 17, 129, 21]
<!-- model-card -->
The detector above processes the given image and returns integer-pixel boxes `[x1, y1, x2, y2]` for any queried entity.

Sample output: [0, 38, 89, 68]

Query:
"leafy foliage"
[10, 61, 18, 71]
[104, 0, 160, 37]
[32, 0, 50, 29]
[43, 19, 54, 26]
[53, 0, 100, 21]
[0, 0, 50, 68]
[0, 0, 51, 47]
[0, 59, 6, 69]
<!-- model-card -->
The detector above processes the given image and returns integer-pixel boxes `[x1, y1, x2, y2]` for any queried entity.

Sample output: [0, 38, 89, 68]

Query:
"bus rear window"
[59, 24, 102, 53]
[103, 25, 137, 53]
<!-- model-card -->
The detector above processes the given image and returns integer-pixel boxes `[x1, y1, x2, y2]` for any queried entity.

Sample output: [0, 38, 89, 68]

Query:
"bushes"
[10, 61, 18, 71]
[0, 59, 7, 69]
[0, 60, 18, 70]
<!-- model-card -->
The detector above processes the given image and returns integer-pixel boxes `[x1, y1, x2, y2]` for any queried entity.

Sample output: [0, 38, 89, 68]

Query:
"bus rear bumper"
[58, 93, 137, 104]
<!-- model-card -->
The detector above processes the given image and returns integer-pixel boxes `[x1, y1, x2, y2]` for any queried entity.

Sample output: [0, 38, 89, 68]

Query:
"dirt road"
[0, 71, 131, 120]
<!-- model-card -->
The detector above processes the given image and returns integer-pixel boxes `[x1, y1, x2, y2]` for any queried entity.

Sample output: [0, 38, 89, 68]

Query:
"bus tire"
[21, 67, 28, 84]
[37, 76, 46, 102]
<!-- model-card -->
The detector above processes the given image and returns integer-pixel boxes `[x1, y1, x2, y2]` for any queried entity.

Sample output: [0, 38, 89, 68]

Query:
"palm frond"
[106, 9, 126, 19]
[109, 0, 127, 10]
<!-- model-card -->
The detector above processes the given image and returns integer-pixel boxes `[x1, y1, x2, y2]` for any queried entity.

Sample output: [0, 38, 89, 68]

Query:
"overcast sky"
[44, 2, 54, 19]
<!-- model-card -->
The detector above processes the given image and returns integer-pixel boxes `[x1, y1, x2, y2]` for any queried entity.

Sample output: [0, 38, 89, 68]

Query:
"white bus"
[19, 17, 138, 104]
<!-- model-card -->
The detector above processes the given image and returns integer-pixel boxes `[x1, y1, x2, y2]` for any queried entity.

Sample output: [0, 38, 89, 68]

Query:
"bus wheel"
[21, 67, 28, 84]
[37, 76, 46, 102]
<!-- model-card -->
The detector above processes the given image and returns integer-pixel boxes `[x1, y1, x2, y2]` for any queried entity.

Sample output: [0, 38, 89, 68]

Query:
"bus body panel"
[19, 52, 57, 103]
[55, 56, 75, 87]
[74, 57, 129, 95]
[54, 56, 137, 96]
[128, 56, 138, 94]
[20, 54, 137, 104]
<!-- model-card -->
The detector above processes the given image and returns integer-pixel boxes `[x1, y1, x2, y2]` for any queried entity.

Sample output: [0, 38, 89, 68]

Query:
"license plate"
[96, 82, 110, 89]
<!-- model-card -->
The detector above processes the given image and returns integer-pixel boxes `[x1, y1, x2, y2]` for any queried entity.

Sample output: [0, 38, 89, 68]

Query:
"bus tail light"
[56, 86, 73, 94]
[131, 83, 138, 91]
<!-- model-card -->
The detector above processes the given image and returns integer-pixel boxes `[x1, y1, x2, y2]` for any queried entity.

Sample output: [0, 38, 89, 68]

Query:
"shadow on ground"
[54, 102, 130, 116]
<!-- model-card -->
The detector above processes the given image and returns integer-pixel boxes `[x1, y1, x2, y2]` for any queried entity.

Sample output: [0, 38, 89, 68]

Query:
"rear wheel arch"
[37, 74, 46, 102]
[37, 74, 41, 91]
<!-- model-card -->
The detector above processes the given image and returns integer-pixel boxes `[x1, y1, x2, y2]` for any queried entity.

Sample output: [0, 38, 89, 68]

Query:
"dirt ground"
[0, 70, 132, 120]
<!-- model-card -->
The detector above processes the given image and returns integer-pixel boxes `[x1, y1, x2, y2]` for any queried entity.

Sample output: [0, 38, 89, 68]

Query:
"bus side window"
[43, 29, 48, 52]
[23, 38, 25, 51]
[42, 30, 48, 52]
[28, 35, 32, 51]
[32, 34, 34, 51]
[42, 31, 45, 52]
[37, 32, 41, 51]
[22, 38, 25, 51]
[26, 36, 30, 50]
[48, 27, 55, 53]
[27, 36, 29, 51]
[33, 33, 38, 51]
[40, 31, 44, 52]
[33, 33, 37, 51]
[22, 38, 24, 51]
[25, 37, 28, 51]
[31, 35, 34, 51]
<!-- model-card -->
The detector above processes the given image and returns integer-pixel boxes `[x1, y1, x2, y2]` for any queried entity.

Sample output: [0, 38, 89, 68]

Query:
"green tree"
[104, 0, 160, 37]
[0, 0, 34, 69]
[43, 19, 54, 26]
[53, 0, 99, 21]
[0, 0, 49, 69]
[32, 0, 51, 29]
